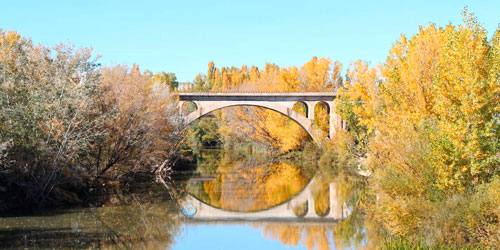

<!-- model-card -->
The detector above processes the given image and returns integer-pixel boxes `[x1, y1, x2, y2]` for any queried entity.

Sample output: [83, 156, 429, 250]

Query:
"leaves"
[0, 29, 182, 210]
[335, 10, 500, 247]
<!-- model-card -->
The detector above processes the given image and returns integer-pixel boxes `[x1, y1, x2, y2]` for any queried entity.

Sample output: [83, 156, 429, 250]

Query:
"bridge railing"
[177, 91, 338, 96]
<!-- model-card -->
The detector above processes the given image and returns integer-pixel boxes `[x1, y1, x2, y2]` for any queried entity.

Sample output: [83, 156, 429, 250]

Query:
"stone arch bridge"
[178, 92, 346, 143]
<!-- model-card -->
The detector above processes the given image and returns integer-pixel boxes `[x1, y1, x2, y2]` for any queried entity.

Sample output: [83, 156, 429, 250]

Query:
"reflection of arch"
[182, 176, 351, 220]
[293, 101, 308, 118]
[182, 102, 318, 144]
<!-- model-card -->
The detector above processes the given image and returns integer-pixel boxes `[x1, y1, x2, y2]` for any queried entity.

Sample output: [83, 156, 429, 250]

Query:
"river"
[0, 149, 369, 249]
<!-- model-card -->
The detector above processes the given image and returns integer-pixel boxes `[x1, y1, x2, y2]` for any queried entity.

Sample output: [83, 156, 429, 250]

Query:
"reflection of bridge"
[182, 177, 351, 221]
[178, 92, 346, 143]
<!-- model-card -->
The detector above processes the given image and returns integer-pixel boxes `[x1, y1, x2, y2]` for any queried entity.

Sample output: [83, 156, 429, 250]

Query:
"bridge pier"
[305, 101, 316, 120]
[328, 182, 343, 220]
[305, 186, 319, 218]
[330, 101, 338, 139]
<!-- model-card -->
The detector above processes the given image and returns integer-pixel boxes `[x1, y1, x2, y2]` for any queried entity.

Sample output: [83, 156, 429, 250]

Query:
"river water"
[0, 149, 369, 249]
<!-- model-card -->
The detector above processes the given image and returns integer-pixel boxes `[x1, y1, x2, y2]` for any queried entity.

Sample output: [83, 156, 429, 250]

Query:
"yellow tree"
[300, 56, 342, 92]
[337, 11, 500, 244]
[279, 66, 301, 91]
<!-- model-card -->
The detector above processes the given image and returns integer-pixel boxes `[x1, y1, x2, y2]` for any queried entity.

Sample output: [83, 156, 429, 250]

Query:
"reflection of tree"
[188, 161, 309, 212]
[261, 224, 302, 247]
[312, 176, 331, 216]
[216, 162, 308, 211]
[93, 201, 181, 249]
[0, 201, 181, 249]
[203, 177, 222, 208]
[259, 221, 368, 250]
[260, 224, 332, 250]
[197, 149, 221, 176]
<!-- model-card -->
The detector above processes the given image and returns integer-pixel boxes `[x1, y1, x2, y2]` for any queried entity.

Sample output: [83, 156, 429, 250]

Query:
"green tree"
[152, 72, 179, 90]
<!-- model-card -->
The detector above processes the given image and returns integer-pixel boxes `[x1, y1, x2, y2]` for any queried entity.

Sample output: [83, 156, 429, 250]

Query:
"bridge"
[178, 92, 346, 143]
[181, 177, 351, 221]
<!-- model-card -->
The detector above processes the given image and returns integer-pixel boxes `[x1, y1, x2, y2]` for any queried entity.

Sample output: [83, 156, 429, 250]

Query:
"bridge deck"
[178, 92, 336, 97]
[178, 92, 337, 102]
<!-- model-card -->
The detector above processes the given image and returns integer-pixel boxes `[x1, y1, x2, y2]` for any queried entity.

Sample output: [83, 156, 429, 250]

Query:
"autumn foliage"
[0, 30, 182, 211]
[337, 10, 500, 247]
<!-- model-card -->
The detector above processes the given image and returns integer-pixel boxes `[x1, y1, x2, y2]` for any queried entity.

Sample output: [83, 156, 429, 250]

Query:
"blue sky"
[1, 0, 499, 82]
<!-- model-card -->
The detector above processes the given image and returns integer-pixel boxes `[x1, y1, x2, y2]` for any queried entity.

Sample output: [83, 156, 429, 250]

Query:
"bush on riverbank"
[0, 30, 182, 213]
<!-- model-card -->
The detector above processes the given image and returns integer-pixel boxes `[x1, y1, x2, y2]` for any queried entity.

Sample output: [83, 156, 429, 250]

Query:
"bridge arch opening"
[292, 201, 308, 217]
[183, 103, 317, 145]
[181, 201, 197, 217]
[314, 183, 331, 217]
[292, 101, 308, 118]
[181, 101, 198, 115]
[314, 101, 330, 138]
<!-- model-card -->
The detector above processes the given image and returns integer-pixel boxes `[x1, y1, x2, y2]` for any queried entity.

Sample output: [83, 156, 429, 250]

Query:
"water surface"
[0, 150, 368, 249]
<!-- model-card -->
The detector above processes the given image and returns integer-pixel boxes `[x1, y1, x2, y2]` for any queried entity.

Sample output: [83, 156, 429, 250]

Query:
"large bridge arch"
[181, 101, 318, 144]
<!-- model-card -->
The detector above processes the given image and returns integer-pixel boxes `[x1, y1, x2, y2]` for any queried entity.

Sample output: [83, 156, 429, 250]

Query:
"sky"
[1, 0, 500, 82]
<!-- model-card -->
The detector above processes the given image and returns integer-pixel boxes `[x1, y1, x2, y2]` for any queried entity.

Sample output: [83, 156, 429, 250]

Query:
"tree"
[0, 29, 103, 207]
[91, 65, 182, 182]
[336, 10, 500, 246]
[152, 72, 179, 90]
[0, 30, 183, 211]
